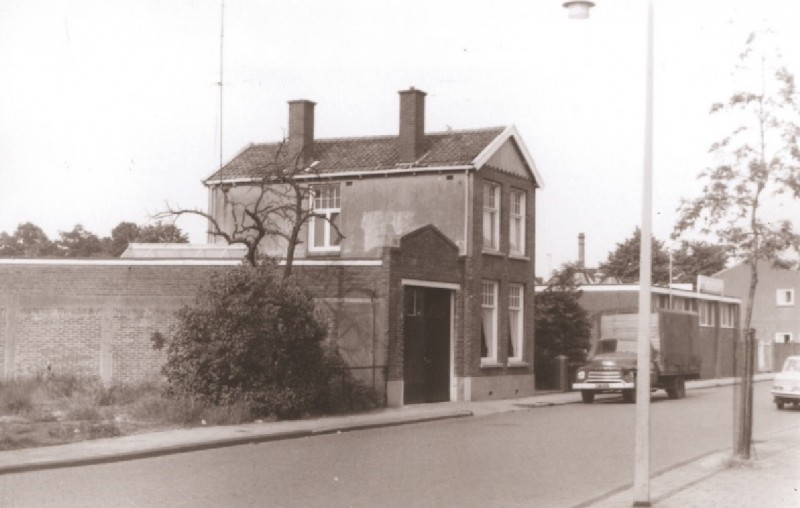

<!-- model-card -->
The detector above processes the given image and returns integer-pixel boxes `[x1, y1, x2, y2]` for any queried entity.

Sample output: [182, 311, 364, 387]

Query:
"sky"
[1, 0, 799, 277]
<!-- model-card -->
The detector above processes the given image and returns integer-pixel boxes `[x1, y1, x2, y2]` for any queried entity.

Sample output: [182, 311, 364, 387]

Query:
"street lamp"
[564, 2, 655, 506]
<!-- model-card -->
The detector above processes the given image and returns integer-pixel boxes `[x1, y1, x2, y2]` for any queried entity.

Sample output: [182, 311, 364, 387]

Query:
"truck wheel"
[776, 399, 784, 410]
[667, 378, 686, 399]
[581, 391, 595, 404]
[675, 377, 686, 399]
[622, 389, 636, 403]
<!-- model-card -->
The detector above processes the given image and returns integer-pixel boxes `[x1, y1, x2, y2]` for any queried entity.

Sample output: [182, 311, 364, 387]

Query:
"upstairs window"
[483, 182, 500, 251]
[481, 281, 498, 364]
[309, 184, 341, 252]
[776, 289, 795, 307]
[507, 284, 524, 363]
[509, 189, 526, 256]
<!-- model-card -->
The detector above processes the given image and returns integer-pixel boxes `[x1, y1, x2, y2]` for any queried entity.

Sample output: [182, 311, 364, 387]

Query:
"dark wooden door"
[404, 287, 451, 404]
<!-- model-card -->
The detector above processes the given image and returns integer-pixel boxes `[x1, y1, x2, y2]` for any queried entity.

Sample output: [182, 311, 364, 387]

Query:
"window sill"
[507, 361, 529, 368]
[480, 361, 504, 369]
[509, 254, 529, 262]
[306, 249, 341, 258]
[482, 249, 504, 258]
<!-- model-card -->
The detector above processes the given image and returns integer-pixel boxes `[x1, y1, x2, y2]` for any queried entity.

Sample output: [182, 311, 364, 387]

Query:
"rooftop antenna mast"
[219, 0, 225, 171]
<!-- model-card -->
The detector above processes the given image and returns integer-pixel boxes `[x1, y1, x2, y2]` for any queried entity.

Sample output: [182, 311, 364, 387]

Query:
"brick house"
[204, 88, 543, 406]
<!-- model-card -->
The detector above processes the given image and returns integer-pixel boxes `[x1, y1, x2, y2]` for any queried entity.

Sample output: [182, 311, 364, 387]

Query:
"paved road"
[0, 382, 792, 508]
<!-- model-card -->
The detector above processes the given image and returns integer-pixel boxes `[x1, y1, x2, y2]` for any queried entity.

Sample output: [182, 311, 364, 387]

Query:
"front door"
[403, 287, 451, 404]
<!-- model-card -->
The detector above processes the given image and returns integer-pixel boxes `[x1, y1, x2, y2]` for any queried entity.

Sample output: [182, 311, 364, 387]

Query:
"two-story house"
[203, 88, 543, 406]
[716, 261, 800, 371]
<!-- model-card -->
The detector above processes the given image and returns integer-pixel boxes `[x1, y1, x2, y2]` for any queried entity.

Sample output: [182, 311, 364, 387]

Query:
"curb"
[0, 410, 473, 476]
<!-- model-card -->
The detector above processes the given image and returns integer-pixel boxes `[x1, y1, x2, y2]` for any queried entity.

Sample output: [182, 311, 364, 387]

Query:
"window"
[776, 289, 795, 307]
[483, 182, 500, 251]
[699, 301, 714, 327]
[507, 284, 524, 363]
[481, 281, 498, 363]
[405, 288, 424, 316]
[720, 304, 735, 328]
[509, 189, 526, 256]
[775, 332, 793, 344]
[309, 185, 341, 252]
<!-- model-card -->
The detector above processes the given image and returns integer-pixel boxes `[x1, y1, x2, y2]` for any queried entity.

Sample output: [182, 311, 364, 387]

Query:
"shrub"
[153, 262, 364, 419]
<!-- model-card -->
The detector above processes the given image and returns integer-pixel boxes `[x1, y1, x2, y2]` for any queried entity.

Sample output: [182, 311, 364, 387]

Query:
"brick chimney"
[287, 99, 315, 167]
[578, 233, 586, 269]
[398, 87, 426, 163]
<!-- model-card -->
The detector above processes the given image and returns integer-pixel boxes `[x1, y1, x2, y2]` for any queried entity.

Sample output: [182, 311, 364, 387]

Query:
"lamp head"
[563, 1, 595, 19]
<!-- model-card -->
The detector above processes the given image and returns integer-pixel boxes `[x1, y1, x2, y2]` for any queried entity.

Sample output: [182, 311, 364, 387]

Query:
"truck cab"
[572, 338, 653, 403]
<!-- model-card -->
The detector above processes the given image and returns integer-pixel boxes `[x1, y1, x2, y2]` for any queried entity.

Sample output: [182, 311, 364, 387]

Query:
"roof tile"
[206, 127, 505, 182]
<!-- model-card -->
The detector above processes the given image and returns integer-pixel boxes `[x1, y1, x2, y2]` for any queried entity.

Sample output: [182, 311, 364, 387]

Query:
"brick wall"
[469, 167, 537, 387]
[0, 262, 229, 384]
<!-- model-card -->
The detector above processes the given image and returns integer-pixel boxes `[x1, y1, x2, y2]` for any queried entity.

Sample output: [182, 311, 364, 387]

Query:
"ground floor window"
[507, 284, 523, 362]
[699, 301, 714, 327]
[720, 303, 735, 328]
[481, 281, 498, 363]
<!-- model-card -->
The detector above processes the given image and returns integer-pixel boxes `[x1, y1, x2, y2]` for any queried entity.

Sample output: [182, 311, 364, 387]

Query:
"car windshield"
[596, 339, 637, 355]
[783, 358, 800, 373]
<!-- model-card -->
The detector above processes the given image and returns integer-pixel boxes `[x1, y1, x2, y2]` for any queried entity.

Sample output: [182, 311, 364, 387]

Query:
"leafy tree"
[107, 221, 189, 257]
[598, 228, 671, 284]
[0, 223, 56, 257]
[152, 262, 375, 418]
[55, 224, 104, 258]
[136, 222, 189, 244]
[534, 264, 592, 388]
[109, 222, 141, 257]
[674, 30, 800, 458]
[669, 240, 729, 284]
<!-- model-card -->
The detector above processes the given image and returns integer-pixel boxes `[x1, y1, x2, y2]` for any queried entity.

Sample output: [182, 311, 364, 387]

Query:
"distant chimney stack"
[578, 233, 586, 269]
[398, 87, 426, 163]
[288, 99, 315, 166]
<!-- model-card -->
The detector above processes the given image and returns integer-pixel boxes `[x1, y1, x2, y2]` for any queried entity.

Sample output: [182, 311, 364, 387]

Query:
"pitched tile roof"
[205, 127, 506, 183]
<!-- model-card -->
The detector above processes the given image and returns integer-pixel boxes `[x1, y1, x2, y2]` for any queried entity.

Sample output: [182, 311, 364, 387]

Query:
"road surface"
[0, 381, 795, 507]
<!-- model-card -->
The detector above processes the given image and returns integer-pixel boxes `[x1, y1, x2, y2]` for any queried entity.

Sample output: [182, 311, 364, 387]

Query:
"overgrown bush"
[153, 262, 377, 419]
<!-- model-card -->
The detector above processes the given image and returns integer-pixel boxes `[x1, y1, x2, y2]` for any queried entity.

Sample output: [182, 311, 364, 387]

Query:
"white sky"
[1, 0, 799, 277]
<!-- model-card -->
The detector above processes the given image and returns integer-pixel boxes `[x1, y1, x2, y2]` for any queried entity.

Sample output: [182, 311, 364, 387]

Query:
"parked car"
[771, 356, 800, 410]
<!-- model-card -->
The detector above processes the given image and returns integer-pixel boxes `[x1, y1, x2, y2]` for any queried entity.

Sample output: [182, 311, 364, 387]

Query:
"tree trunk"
[736, 260, 758, 459]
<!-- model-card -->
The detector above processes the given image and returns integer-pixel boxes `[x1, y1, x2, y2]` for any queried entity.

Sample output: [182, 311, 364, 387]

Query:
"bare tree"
[673, 30, 800, 458]
[157, 143, 341, 278]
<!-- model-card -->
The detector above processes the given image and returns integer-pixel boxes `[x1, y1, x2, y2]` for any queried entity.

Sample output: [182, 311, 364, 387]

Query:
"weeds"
[0, 380, 35, 413]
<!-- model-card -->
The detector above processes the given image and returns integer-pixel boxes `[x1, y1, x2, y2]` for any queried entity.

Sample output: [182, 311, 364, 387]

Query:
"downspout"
[371, 289, 376, 391]
[463, 168, 471, 256]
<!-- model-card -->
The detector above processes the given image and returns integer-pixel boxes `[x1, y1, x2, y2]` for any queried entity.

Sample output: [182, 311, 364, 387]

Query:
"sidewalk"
[586, 424, 800, 508]
[0, 374, 794, 508]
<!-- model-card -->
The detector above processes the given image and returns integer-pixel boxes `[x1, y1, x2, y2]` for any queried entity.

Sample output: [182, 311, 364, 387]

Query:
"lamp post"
[563, 1, 655, 506]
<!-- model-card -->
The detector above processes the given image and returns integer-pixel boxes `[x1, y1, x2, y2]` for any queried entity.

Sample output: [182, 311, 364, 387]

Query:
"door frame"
[401, 279, 459, 402]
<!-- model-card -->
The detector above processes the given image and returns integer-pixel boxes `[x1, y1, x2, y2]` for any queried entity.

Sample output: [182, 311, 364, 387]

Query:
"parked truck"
[572, 310, 701, 403]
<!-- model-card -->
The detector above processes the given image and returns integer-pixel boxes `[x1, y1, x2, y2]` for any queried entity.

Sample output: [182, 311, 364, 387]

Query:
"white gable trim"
[472, 125, 544, 188]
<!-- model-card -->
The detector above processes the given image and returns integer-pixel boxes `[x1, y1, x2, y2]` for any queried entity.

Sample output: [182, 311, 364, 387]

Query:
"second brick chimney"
[398, 87, 426, 163]
[287, 99, 315, 167]
[578, 233, 586, 269]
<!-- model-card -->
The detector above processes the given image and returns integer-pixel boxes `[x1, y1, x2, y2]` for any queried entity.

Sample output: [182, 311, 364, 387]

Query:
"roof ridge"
[245, 126, 507, 147]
